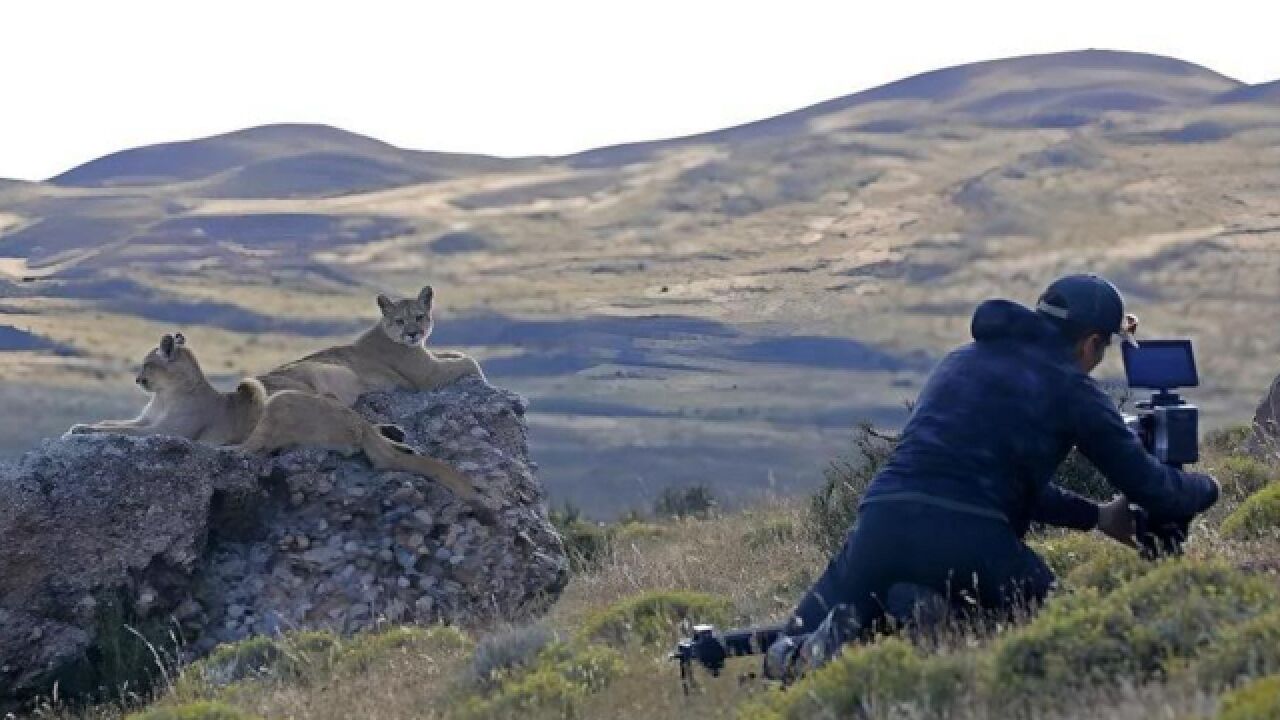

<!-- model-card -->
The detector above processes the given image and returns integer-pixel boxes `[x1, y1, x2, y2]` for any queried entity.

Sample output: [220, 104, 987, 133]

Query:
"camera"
[1121, 339, 1200, 466]
[1120, 339, 1201, 556]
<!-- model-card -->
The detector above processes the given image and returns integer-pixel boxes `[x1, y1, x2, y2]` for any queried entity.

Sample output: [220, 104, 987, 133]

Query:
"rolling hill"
[3, 49, 1280, 515]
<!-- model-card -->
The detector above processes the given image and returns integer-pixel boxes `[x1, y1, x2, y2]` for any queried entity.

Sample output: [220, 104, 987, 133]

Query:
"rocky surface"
[1250, 373, 1280, 458]
[0, 377, 567, 708]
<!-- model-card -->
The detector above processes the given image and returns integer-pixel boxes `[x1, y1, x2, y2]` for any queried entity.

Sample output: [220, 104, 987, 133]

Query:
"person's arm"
[1031, 483, 1099, 530]
[1070, 377, 1218, 519]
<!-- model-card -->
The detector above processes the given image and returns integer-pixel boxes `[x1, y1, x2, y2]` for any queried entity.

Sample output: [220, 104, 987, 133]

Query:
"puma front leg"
[68, 420, 153, 436]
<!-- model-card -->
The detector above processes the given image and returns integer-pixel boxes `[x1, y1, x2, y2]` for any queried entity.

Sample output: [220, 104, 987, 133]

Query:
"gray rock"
[0, 377, 567, 710]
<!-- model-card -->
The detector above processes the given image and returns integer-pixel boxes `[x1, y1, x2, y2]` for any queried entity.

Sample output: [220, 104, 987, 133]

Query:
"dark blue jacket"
[861, 299, 1218, 537]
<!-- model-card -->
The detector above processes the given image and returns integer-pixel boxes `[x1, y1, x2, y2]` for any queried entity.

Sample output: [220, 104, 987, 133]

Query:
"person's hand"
[1097, 495, 1137, 547]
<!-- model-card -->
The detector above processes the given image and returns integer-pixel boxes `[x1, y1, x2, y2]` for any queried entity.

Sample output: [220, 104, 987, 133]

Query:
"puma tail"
[358, 424, 497, 525]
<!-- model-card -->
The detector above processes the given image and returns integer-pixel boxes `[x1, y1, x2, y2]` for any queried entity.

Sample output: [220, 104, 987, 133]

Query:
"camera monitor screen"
[1122, 340, 1199, 389]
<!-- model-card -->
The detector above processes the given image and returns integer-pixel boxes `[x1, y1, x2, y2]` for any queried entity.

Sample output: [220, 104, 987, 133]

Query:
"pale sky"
[3, 0, 1279, 182]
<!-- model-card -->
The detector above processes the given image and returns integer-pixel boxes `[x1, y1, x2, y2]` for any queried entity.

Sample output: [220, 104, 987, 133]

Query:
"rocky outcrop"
[1249, 373, 1280, 459]
[0, 377, 567, 708]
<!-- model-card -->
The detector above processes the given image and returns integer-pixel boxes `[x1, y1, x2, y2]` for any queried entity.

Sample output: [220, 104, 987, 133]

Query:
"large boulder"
[0, 377, 567, 709]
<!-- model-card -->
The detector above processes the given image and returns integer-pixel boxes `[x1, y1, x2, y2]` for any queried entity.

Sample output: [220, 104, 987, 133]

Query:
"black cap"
[1036, 273, 1137, 346]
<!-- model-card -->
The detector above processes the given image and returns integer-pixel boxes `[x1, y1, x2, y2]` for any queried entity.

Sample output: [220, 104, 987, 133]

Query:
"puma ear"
[418, 285, 435, 307]
[173, 332, 186, 348]
[160, 334, 176, 360]
[377, 294, 394, 314]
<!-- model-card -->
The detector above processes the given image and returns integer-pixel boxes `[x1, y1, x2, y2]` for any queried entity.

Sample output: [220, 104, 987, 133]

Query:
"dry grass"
[548, 500, 824, 631]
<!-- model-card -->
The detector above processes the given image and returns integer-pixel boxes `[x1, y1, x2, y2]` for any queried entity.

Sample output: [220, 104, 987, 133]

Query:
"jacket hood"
[970, 299, 1066, 346]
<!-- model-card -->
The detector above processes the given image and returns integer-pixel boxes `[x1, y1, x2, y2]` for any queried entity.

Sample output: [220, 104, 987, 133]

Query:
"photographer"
[793, 274, 1219, 635]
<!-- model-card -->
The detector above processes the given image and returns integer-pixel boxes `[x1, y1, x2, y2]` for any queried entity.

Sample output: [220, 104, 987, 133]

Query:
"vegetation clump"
[1215, 455, 1277, 501]
[1216, 674, 1280, 720]
[742, 637, 972, 719]
[126, 701, 263, 720]
[653, 484, 717, 519]
[807, 422, 896, 553]
[454, 642, 623, 720]
[1192, 609, 1280, 690]
[991, 560, 1278, 705]
[468, 625, 558, 687]
[580, 590, 733, 646]
[1221, 483, 1280, 539]
[741, 518, 796, 550]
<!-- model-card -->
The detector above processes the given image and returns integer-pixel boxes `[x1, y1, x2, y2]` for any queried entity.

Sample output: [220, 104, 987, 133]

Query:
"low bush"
[653, 484, 717, 519]
[1204, 425, 1255, 457]
[1193, 609, 1280, 690]
[335, 625, 470, 673]
[807, 422, 896, 553]
[1034, 532, 1119, 579]
[1217, 674, 1280, 720]
[991, 560, 1278, 705]
[454, 642, 622, 720]
[126, 701, 261, 720]
[174, 634, 320, 698]
[580, 590, 733, 647]
[1221, 484, 1280, 539]
[741, 518, 796, 550]
[468, 625, 557, 687]
[1216, 456, 1276, 502]
[742, 637, 973, 719]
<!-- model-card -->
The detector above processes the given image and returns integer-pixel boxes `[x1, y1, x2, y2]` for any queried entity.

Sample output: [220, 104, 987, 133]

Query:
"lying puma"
[259, 285, 484, 406]
[70, 333, 494, 521]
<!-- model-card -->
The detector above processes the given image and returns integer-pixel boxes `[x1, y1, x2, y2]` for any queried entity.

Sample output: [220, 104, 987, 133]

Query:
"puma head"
[376, 286, 435, 347]
[136, 332, 203, 392]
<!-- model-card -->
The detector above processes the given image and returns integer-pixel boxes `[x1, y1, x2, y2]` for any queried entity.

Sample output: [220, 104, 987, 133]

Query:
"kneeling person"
[793, 274, 1218, 637]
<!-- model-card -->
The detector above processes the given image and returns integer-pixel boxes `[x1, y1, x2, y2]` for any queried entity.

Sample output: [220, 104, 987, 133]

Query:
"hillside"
[3, 49, 1280, 515]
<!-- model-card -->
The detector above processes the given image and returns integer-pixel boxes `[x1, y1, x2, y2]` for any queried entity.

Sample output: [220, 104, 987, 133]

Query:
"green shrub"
[741, 638, 973, 719]
[991, 560, 1277, 705]
[174, 631, 339, 698]
[653, 484, 717, 519]
[1193, 609, 1280, 690]
[1222, 484, 1280, 539]
[468, 625, 557, 687]
[612, 521, 665, 544]
[126, 701, 262, 720]
[536, 642, 624, 693]
[455, 668, 586, 719]
[454, 643, 622, 720]
[1217, 456, 1277, 501]
[1064, 544, 1149, 594]
[176, 637, 287, 696]
[807, 422, 896, 553]
[1033, 533, 1119, 579]
[989, 589, 1135, 703]
[1217, 674, 1280, 720]
[336, 625, 470, 673]
[741, 518, 796, 550]
[1205, 425, 1255, 457]
[580, 590, 733, 647]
